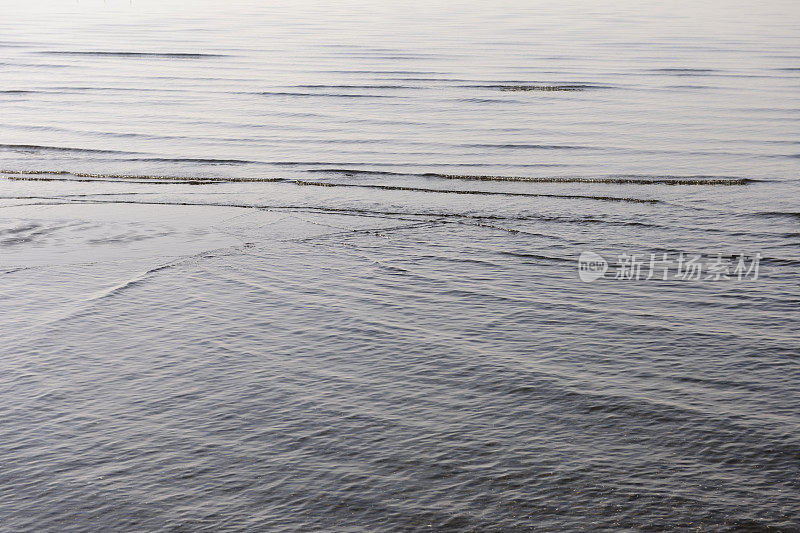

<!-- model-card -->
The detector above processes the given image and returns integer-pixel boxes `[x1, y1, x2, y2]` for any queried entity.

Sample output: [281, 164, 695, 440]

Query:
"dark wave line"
[0, 144, 134, 154]
[294, 84, 415, 89]
[313, 168, 753, 185]
[38, 51, 227, 58]
[0, 62, 73, 68]
[1, 170, 657, 204]
[760, 257, 800, 267]
[651, 68, 717, 73]
[39, 86, 185, 93]
[321, 70, 444, 74]
[2, 169, 752, 188]
[325, 53, 449, 59]
[289, 221, 442, 245]
[5, 194, 723, 237]
[312, 164, 575, 174]
[255, 91, 398, 98]
[2, 172, 652, 202]
[497, 251, 574, 263]
[458, 98, 511, 103]
[7, 176, 223, 186]
[460, 143, 593, 150]
[1, 170, 283, 183]
[123, 158, 330, 165]
[499, 85, 603, 91]
[37, 198, 516, 222]
[130, 158, 254, 164]
[466, 84, 611, 91]
[45, 197, 675, 233]
[62, 199, 683, 230]
[394, 77, 473, 82]
[292, 180, 658, 203]
[433, 174, 753, 185]
[315, 169, 419, 176]
[757, 211, 800, 220]
[665, 84, 711, 89]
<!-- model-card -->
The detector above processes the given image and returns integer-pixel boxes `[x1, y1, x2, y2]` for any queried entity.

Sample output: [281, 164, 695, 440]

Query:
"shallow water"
[1, 0, 799, 530]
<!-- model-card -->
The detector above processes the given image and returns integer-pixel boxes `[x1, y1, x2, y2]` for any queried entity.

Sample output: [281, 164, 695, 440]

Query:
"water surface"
[1, 0, 799, 530]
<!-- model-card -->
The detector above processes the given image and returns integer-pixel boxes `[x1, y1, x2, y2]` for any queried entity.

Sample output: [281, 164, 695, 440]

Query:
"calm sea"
[1, 0, 798, 530]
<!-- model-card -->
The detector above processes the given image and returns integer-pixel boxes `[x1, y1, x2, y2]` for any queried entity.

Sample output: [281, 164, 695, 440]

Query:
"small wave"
[457, 98, 511, 103]
[294, 84, 415, 89]
[1, 62, 73, 69]
[129, 158, 255, 165]
[6, 159, 520, 170]
[756, 211, 800, 220]
[3, 170, 656, 203]
[460, 144, 592, 150]
[395, 77, 473, 82]
[2, 168, 749, 190]
[321, 70, 443, 74]
[1, 170, 284, 183]
[84, 255, 205, 303]
[313, 163, 573, 172]
[468, 84, 609, 91]
[42, 86, 182, 93]
[313, 169, 752, 185]
[430, 173, 752, 185]
[316, 169, 422, 176]
[0, 143, 133, 154]
[764, 140, 800, 145]
[0, 221, 88, 246]
[38, 51, 227, 58]
[292, 180, 658, 203]
[7, 176, 222, 186]
[760, 256, 800, 267]
[498, 84, 601, 91]
[651, 68, 717, 74]
[255, 91, 397, 98]
[39, 197, 626, 224]
[330, 53, 449, 60]
[497, 251, 574, 263]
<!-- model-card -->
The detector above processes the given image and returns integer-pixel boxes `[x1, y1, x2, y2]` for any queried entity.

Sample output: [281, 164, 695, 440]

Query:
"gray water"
[1, 0, 799, 530]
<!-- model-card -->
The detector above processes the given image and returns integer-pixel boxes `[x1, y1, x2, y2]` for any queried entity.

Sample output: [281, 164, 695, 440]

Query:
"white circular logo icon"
[578, 251, 608, 282]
